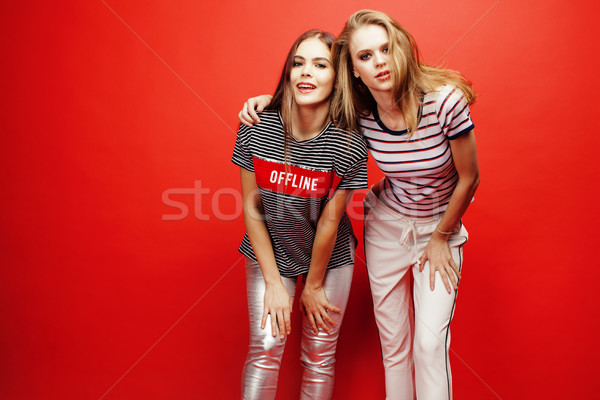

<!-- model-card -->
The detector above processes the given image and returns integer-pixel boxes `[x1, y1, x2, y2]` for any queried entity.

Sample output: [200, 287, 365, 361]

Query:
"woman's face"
[289, 38, 335, 108]
[349, 24, 393, 95]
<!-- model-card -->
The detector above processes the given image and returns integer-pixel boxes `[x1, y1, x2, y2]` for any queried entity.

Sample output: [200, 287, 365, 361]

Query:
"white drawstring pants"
[364, 187, 468, 400]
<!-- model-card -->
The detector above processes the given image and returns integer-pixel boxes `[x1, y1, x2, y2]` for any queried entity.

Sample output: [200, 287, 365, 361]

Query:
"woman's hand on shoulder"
[299, 285, 341, 335]
[262, 282, 293, 340]
[238, 95, 273, 126]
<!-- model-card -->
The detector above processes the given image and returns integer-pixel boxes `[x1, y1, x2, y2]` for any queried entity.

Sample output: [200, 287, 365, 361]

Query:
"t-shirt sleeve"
[437, 87, 475, 139]
[336, 133, 369, 191]
[231, 124, 254, 172]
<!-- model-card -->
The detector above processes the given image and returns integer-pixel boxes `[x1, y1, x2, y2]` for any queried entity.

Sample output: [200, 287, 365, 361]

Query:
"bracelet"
[436, 227, 454, 235]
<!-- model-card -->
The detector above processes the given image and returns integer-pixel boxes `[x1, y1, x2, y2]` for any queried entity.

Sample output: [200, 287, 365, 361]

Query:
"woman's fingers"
[447, 267, 458, 291]
[283, 308, 291, 336]
[276, 310, 286, 340]
[324, 302, 341, 314]
[307, 313, 319, 335]
[314, 312, 331, 334]
[261, 309, 268, 331]
[307, 306, 339, 334]
[450, 258, 461, 281]
[429, 261, 451, 292]
[239, 110, 253, 126]
[269, 308, 278, 337]
[320, 308, 336, 329]
[238, 100, 264, 126]
[299, 288, 341, 335]
[239, 103, 255, 126]
[262, 307, 290, 340]
[247, 100, 261, 124]
[437, 266, 452, 294]
[447, 261, 459, 290]
[429, 263, 459, 293]
[429, 263, 437, 291]
[419, 253, 427, 272]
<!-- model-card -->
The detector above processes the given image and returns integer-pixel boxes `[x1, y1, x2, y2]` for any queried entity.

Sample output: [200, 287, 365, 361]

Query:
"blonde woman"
[239, 10, 480, 400]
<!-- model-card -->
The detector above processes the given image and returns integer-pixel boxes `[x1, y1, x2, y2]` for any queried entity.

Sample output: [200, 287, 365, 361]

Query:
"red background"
[2, 0, 599, 399]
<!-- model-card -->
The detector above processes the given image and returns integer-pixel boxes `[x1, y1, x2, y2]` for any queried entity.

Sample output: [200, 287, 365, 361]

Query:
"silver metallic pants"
[241, 257, 353, 400]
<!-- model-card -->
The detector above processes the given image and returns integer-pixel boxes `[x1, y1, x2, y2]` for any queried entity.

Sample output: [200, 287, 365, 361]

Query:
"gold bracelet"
[436, 227, 453, 235]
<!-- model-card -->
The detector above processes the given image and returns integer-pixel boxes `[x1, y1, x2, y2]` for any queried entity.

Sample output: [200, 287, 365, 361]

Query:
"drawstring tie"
[398, 219, 420, 267]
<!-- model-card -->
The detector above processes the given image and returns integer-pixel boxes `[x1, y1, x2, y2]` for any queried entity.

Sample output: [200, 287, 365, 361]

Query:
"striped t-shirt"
[361, 85, 475, 217]
[232, 110, 368, 277]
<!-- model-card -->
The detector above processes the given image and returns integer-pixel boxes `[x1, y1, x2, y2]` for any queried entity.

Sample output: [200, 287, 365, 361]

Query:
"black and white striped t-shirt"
[361, 85, 475, 217]
[232, 110, 368, 277]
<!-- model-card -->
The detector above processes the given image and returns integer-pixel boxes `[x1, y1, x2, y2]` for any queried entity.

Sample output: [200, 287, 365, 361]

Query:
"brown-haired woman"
[233, 29, 368, 399]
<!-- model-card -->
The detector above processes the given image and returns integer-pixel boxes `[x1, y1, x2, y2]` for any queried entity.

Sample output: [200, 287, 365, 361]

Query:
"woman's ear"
[353, 69, 359, 78]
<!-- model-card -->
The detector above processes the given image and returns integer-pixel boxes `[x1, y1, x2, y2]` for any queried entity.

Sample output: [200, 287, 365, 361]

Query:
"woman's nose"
[374, 52, 385, 66]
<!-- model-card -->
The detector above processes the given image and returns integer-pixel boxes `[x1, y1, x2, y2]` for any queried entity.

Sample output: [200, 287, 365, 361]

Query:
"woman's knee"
[300, 335, 337, 370]
[247, 330, 286, 359]
[414, 330, 446, 365]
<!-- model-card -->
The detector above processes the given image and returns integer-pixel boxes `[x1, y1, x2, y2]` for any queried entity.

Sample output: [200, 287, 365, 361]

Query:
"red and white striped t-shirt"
[361, 85, 475, 217]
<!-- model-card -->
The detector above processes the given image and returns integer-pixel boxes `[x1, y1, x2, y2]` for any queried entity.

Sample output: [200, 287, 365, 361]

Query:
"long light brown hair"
[266, 30, 336, 166]
[331, 9, 476, 136]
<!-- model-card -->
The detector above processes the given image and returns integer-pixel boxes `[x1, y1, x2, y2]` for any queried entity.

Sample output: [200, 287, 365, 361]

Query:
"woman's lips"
[297, 82, 317, 93]
[376, 71, 390, 80]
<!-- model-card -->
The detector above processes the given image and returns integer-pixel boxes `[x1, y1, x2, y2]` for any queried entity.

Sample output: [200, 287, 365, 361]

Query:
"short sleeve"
[231, 124, 254, 172]
[436, 86, 475, 140]
[336, 132, 369, 191]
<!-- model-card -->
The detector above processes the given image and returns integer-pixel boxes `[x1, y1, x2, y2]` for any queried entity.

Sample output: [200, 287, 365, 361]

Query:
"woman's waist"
[366, 179, 446, 223]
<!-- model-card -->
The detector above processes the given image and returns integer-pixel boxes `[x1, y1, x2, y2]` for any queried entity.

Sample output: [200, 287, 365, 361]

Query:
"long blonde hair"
[331, 9, 476, 136]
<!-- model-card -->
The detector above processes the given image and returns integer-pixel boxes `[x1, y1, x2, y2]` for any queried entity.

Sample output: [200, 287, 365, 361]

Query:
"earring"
[353, 71, 359, 78]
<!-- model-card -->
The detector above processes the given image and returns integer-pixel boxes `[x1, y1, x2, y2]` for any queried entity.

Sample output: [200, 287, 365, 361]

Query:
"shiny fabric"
[364, 187, 468, 400]
[241, 257, 353, 400]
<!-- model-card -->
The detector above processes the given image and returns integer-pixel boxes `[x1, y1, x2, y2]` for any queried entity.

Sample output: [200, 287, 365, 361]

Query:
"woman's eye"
[293, 61, 303, 67]
[315, 63, 327, 69]
[382, 47, 389, 53]
[360, 53, 370, 60]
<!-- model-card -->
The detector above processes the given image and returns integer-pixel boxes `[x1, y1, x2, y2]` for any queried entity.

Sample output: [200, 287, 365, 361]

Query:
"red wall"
[2, 0, 599, 398]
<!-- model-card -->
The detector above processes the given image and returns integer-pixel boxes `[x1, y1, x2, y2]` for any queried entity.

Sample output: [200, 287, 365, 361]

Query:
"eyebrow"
[293, 55, 331, 63]
[355, 42, 389, 55]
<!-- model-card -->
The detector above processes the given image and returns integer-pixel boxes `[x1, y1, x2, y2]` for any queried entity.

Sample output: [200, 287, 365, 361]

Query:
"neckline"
[277, 111, 332, 143]
[371, 91, 424, 136]
[373, 106, 408, 136]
